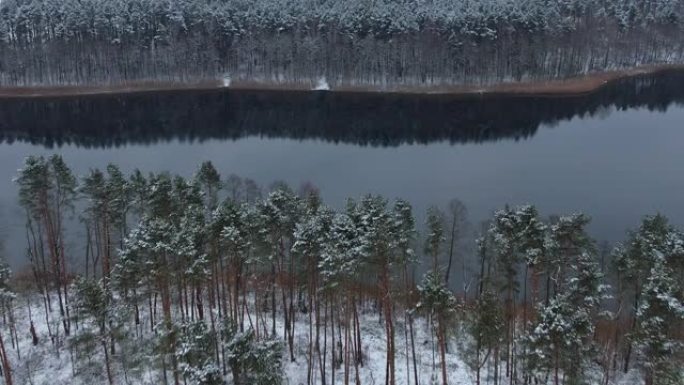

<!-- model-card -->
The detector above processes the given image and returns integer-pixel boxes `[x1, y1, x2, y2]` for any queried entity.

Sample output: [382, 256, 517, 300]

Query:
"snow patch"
[314, 77, 329, 91]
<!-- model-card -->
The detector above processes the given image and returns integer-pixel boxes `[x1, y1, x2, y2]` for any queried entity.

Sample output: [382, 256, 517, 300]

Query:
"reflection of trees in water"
[0, 71, 683, 149]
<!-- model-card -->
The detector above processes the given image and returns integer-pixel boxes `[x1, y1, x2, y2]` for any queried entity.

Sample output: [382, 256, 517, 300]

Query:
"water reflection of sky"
[0, 105, 682, 269]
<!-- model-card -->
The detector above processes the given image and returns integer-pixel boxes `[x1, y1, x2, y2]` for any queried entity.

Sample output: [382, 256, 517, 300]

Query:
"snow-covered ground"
[3, 294, 472, 385]
[1, 293, 646, 385]
[282, 314, 471, 385]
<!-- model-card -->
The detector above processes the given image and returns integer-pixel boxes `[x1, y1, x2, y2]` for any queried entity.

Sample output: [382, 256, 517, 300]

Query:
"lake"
[1, 71, 683, 269]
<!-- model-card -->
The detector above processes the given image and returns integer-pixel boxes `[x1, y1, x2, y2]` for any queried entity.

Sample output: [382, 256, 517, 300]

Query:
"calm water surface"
[0, 72, 683, 268]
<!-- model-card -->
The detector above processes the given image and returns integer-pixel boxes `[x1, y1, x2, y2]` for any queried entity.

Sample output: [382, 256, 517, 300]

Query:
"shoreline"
[0, 64, 682, 99]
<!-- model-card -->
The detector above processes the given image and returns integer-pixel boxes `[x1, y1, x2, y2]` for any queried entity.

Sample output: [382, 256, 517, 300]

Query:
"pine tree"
[632, 252, 684, 385]
[195, 161, 222, 212]
[81, 168, 114, 283]
[105, 164, 131, 248]
[525, 214, 603, 385]
[292, 198, 333, 385]
[320, 210, 367, 385]
[70, 277, 120, 385]
[128, 169, 149, 219]
[223, 320, 283, 385]
[390, 199, 419, 385]
[489, 205, 523, 384]
[119, 210, 179, 384]
[214, 200, 251, 329]
[445, 199, 468, 291]
[16, 155, 76, 337]
[424, 206, 446, 272]
[259, 186, 301, 359]
[416, 271, 457, 385]
[420, 205, 454, 385]
[174, 202, 209, 321]
[614, 214, 683, 373]
[175, 321, 222, 385]
[356, 195, 401, 385]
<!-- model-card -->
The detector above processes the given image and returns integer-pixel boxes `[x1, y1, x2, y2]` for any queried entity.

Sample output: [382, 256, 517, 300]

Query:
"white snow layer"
[1, 294, 651, 385]
[314, 77, 330, 91]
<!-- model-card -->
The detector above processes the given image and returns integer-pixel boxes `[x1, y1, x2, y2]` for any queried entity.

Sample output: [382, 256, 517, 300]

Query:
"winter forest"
[0, 0, 684, 86]
[0, 155, 679, 385]
[0, 0, 683, 383]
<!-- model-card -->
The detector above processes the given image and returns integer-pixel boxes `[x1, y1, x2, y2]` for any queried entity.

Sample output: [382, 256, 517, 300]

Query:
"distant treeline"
[0, 0, 683, 86]
[1, 70, 683, 148]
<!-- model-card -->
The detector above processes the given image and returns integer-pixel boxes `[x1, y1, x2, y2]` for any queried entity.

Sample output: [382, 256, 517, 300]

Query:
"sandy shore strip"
[0, 64, 682, 99]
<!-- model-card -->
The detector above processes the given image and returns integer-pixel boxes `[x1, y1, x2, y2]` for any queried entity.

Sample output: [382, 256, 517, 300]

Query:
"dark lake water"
[1, 71, 684, 269]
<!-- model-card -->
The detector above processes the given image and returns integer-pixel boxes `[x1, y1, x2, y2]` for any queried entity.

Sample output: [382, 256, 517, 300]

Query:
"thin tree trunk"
[102, 340, 114, 385]
[445, 215, 457, 285]
[381, 262, 396, 385]
[0, 331, 13, 385]
[438, 317, 448, 385]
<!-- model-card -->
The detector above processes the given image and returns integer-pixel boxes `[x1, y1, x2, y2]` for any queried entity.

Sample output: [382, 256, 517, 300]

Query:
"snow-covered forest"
[0, 155, 680, 385]
[0, 0, 683, 86]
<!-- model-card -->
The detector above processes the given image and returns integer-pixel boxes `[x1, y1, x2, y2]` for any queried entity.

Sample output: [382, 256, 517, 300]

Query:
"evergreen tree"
[70, 277, 122, 385]
[355, 195, 398, 385]
[462, 289, 504, 385]
[391, 199, 419, 385]
[214, 200, 252, 329]
[526, 214, 603, 385]
[632, 252, 684, 385]
[614, 214, 684, 373]
[223, 320, 283, 385]
[15, 154, 76, 336]
[444, 198, 469, 294]
[175, 321, 222, 385]
[424, 206, 446, 272]
[259, 186, 300, 358]
[489, 205, 524, 383]
[195, 161, 222, 213]
[292, 198, 334, 385]
[416, 271, 457, 385]
[119, 214, 180, 384]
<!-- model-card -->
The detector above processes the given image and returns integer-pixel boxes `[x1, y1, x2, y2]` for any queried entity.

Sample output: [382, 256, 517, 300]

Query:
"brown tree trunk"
[0, 332, 12, 385]
[159, 253, 179, 385]
[438, 317, 448, 385]
[103, 339, 114, 385]
[381, 263, 396, 385]
[554, 347, 559, 385]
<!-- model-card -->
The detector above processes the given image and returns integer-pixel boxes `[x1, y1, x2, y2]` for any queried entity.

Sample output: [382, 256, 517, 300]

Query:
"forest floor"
[6, 293, 477, 385]
[0, 64, 683, 99]
[2, 292, 645, 385]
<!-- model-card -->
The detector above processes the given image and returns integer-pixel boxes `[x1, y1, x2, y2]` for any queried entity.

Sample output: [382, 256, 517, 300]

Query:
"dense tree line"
[2, 69, 684, 149]
[0, 155, 680, 384]
[0, 0, 683, 86]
